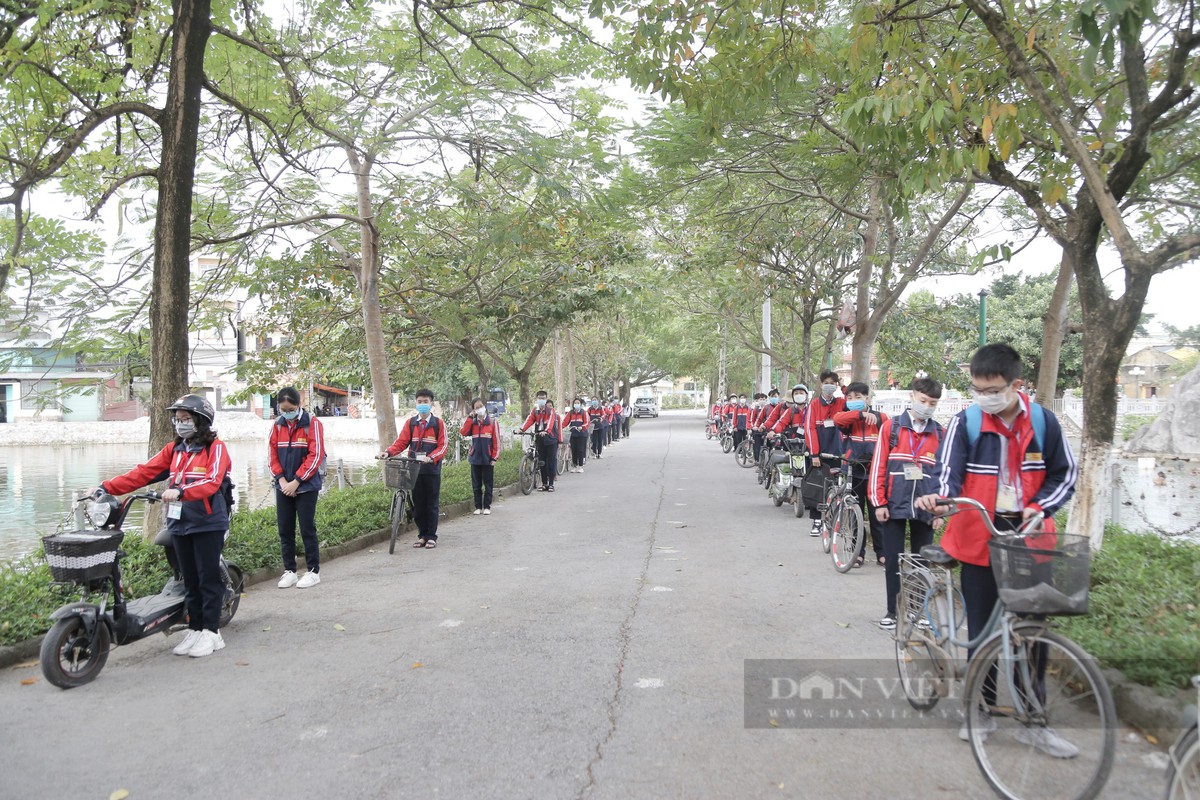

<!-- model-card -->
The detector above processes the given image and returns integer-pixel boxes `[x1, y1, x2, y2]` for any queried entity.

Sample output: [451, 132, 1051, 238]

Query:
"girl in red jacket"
[461, 397, 502, 514]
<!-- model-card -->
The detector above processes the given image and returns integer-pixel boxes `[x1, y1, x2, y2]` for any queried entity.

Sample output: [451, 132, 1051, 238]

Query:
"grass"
[0, 455, 523, 648]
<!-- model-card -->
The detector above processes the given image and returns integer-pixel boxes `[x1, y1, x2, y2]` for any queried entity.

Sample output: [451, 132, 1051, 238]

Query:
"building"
[1120, 345, 1199, 399]
[0, 324, 115, 423]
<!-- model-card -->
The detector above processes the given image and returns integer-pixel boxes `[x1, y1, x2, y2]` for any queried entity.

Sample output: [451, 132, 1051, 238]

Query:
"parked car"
[632, 396, 659, 418]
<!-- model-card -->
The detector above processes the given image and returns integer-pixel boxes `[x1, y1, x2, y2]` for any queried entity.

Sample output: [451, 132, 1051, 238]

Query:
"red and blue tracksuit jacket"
[833, 406, 887, 466]
[103, 438, 232, 535]
[732, 404, 752, 431]
[460, 415, 502, 465]
[589, 406, 606, 430]
[563, 409, 591, 438]
[761, 401, 786, 431]
[771, 403, 807, 437]
[385, 414, 449, 475]
[521, 407, 562, 443]
[933, 395, 1077, 565]
[269, 410, 326, 493]
[869, 411, 943, 521]
[805, 396, 846, 457]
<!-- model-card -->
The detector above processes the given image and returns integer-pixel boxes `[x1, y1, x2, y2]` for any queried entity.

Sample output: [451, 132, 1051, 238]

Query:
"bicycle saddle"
[919, 544, 959, 567]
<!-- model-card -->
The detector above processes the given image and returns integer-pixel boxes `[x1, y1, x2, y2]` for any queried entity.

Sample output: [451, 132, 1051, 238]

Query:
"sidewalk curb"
[1102, 666, 1189, 746]
[0, 481, 522, 672]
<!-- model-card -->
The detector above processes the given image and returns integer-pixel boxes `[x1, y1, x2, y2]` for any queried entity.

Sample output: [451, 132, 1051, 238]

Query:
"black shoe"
[547, 485, 555, 492]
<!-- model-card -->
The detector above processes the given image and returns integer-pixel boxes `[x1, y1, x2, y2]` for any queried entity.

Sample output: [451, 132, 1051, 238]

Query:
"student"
[773, 384, 822, 521]
[916, 344, 1078, 753]
[520, 390, 561, 491]
[563, 397, 591, 473]
[270, 386, 326, 589]
[760, 387, 785, 433]
[588, 398, 606, 459]
[804, 371, 847, 537]
[721, 394, 736, 427]
[833, 381, 888, 567]
[460, 398, 501, 515]
[99, 394, 232, 658]
[611, 398, 623, 441]
[870, 376, 944, 629]
[731, 393, 752, 453]
[379, 389, 448, 548]
[749, 392, 769, 462]
[622, 401, 633, 438]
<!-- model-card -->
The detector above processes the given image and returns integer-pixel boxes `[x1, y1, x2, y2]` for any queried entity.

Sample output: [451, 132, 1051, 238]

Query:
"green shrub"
[0, 457, 524, 647]
[1059, 526, 1200, 693]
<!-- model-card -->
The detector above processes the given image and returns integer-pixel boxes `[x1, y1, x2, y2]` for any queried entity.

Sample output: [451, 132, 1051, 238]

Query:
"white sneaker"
[482, 509, 491, 515]
[473, 509, 482, 515]
[188, 630, 225, 658]
[277, 570, 299, 588]
[296, 571, 321, 589]
[810, 520, 823, 537]
[959, 713, 998, 742]
[577, 467, 583, 474]
[1014, 725, 1079, 758]
[173, 629, 202, 656]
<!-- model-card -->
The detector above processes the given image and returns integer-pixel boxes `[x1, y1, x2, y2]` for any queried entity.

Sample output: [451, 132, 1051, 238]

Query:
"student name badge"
[903, 463, 924, 481]
[166, 501, 182, 520]
[823, 419, 834, 428]
[996, 484, 1021, 513]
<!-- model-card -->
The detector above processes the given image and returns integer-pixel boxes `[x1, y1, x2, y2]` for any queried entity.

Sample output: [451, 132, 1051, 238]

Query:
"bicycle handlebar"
[935, 496, 1044, 537]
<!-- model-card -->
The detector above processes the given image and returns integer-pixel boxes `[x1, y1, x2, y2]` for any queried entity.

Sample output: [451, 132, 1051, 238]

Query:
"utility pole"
[717, 323, 727, 399]
[761, 292, 772, 394]
[978, 289, 989, 347]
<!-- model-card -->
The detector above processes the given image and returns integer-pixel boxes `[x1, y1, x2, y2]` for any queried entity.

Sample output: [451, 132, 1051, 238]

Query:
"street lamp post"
[978, 289, 989, 347]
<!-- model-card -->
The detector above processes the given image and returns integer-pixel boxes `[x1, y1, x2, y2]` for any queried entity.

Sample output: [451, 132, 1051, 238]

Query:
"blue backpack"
[964, 403, 1046, 452]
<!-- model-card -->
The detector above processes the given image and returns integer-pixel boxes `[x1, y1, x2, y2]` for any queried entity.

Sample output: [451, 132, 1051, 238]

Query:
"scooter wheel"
[40, 616, 110, 689]
[218, 564, 244, 629]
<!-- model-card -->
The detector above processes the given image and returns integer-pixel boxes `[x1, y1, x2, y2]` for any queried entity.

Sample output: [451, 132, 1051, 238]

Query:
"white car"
[632, 397, 659, 418]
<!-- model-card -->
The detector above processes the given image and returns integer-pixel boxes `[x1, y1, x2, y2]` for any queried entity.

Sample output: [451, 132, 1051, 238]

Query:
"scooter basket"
[383, 459, 422, 492]
[989, 532, 1090, 616]
[43, 531, 124, 583]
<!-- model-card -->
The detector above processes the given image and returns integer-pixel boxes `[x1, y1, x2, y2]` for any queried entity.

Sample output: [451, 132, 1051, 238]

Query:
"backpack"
[203, 442, 237, 510]
[889, 413, 944, 450]
[964, 402, 1046, 452]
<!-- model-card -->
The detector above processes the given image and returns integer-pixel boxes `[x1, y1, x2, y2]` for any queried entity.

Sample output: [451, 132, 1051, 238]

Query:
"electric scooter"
[767, 436, 807, 508]
[39, 490, 244, 689]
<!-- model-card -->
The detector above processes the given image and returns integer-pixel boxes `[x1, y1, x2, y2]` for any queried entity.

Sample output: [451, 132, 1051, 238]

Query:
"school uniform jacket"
[521, 407, 563, 443]
[762, 402, 786, 431]
[103, 438, 232, 535]
[771, 403, 806, 437]
[732, 404, 752, 431]
[588, 407, 606, 431]
[386, 414, 449, 475]
[804, 396, 846, 457]
[868, 411, 942, 521]
[563, 409, 591, 438]
[934, 395, 1077, 566]
[832, 406, 888, 465]
[269, 410, 326, 493]
[460, 415, 502, 465]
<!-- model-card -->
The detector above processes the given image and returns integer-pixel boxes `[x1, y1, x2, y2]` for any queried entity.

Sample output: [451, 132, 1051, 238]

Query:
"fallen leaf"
[235, 661, 250, 667]
[20, 677, 37, 686]
[836, 621, 851, 628]
[479, 605, 490, 609]
[110, 791, 130, 800]
[778, 783, 785, 790]
[411, 662, 424, 669]
[333, 623, 345, 631]
[261, 626, 271, 632]
[604, 550, 613, 554]
[777, 563, 784, 567]
[1146, 734, 1159, 745]
[768, 719, 780, 728]
[11, 660, 37, 670]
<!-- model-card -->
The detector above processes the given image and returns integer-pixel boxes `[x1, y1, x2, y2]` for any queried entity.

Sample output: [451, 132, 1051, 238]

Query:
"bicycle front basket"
[43, 531, 124, 584]
[989, 532, 1090, 616]
[383, 459, 422, 492]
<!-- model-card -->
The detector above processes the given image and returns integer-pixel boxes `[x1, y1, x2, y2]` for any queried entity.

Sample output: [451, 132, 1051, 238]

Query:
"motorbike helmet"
[791, 384, 809, 394]
[167, 393, 215, 425]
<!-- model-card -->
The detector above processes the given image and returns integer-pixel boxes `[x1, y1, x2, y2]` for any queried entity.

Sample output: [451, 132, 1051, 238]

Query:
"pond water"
[0, 440, 383, 561]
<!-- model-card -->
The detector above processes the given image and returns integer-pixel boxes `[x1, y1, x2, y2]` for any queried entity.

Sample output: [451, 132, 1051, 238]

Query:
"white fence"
[871, 397, 1166, 429]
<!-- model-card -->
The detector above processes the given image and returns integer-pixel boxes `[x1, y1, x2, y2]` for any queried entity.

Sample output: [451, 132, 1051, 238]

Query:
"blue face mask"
[281, 409, 299, 421]
[536, 398, 546, 409]
[769, 396, 779, 405]
[573, 403, 582, 411]
[590, 402, 598, 408]
[846, 399, 866, 411]
[416, 403, 432, 415]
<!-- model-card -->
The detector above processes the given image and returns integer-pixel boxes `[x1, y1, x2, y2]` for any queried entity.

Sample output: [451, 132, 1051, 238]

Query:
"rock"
[1125, 361, 1200, 455]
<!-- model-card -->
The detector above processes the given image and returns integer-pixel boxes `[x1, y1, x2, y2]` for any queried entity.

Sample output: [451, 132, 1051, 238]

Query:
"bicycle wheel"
[1167, 724, 1200, 800]
[388, 490, 405, 554]
[894, 600, 942, 711]
[705, 426, 714, 441]
[735, 439, 754, 468]
[964, 624, 1116, 800]
[820, 514, 833, 553]
[830, 502, 862, 573]
[519, 455, 536, 495]
[721, 434, 734, 454]
[558, 446, 570, 477]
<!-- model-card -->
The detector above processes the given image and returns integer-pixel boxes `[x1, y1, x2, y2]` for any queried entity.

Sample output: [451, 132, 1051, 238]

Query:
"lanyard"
[171, 449, 201, 488]
[905, 427, 931, 463]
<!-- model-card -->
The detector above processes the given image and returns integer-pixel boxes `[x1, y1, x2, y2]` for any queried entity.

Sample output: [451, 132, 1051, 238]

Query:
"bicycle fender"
[49, 603, 103, 638]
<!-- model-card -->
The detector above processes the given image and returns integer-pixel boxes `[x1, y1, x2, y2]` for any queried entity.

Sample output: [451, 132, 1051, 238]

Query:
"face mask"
[590, 402, 598, 408]
[536, 399, 546, 409]
[281, 409, 299, 421]
[910, 400, 935, 421]
[174, 421, 196, 439]
[416, 403, 432, 415]
[792, 394, 806, 405]
[769, 396, 779, 405]
[573, 403, 582, 411]
[475, 408, 486, 418]
[974, 390, 1011, 415]
[846, 399, 866, 412]
[821, 384, 837, 398]
[739, 398, 747, 405]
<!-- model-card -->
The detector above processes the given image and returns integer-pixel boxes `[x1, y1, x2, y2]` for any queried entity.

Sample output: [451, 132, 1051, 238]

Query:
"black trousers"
[751, 431, 764, 462]
[537, 439, 558, 486]
[591, 426, 604, 457]
[570, 434, 588, 466]
[850, 464, 884, 558]
[412, 472, 442, 540]
[882, 517, 934, 617]
[470, 463, 494, 509]
[622, 417, 630, 436]
[173, 530, 225, 632]
[276, 488, 320, 573]
[732, 429, 747, 450]
[611, 420, 620, 440]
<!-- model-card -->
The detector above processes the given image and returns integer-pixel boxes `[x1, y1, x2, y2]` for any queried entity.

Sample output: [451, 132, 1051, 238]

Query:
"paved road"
[0, 411, 1169, 799]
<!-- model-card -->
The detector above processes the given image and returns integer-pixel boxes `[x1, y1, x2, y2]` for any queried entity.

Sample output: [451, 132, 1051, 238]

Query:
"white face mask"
[475, 407, 486, 418]
[974, 391, 1011, 415]
[910, 400, 935, 421]
[792, 394, 807, 405]
[821, 384, 837, 398]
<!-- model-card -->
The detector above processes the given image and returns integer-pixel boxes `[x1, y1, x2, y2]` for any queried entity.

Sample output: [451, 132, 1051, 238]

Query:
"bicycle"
[893, 496, 1115, 800]
[705, 418, 718, 440]
[719, 422, 734, 454]
[811, 454, 864, 572]
[1166, 674, 1198, 800]
[515, 431, 545, 495]
[380, 456, 421, 554]
[734, 434, 755, 468]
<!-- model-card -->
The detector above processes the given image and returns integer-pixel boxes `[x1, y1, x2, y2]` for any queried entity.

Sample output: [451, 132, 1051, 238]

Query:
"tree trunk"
[565, 329, 577, 401]
[1035, 253, 1075, 401]
[516, 374, 532, 419]
[849, 316, 884, 385]
[818, 320, 837, 383]
[553, 329, 564, 407]
[348, 154, 397, 450]
[849, 181, 883, 384]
